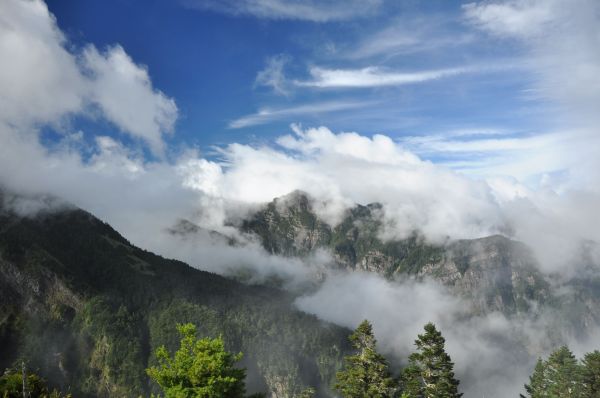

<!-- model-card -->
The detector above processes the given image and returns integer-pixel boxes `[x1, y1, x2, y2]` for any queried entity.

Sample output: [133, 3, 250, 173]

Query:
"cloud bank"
[0, 0, 597, 274]
[2, 2, 600, 397]
[295, 271, 589, 397]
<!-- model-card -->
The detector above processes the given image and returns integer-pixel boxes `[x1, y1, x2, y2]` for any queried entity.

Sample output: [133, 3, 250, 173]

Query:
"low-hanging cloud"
[295, 271, 595, 397]
[1, 2, 600, 396]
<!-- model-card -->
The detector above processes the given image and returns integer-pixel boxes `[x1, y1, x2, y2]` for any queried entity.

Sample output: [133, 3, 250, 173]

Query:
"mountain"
[0, 191, 351, 397]
[240, 191, 600, 326]
[3, 188, 600, 397]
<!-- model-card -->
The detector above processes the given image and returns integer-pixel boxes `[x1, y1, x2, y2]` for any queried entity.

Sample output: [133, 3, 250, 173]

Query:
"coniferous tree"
[522, 358, 547, 398]
[581, 350, 600, 398]
[522, 346, 584, 398]
[335, 320, 397, 398]
[146, 323, 247, 398]
[402, 322, 461, 398]
[0, 367, 71, 398]
[545, 346, 582, 397]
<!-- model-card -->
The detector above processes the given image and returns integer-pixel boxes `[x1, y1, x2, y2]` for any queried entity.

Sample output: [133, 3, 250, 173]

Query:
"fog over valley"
[1, 0, 600, 397]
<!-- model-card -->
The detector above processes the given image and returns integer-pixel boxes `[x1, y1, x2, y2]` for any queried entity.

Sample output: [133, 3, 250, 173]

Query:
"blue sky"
[2, 3, 599, 395]
[1, 0, 599, 269]
[44, 0, 550, 157]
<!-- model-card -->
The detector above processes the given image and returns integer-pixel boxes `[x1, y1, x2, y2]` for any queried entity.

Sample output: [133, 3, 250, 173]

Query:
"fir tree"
[522, 358, 547, 398]
[522, 346, 584, 398]
[334, 320, 397, 398]
[581, 350, 600, 398]
[146, 323, 247, 398]
[545, 346, 582, 397]
[402, 322, 461, 398]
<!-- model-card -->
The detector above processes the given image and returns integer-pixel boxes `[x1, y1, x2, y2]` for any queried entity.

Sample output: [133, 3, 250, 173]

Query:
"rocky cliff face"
[240, 191, 598, 323]
[242, 191, 332, 256]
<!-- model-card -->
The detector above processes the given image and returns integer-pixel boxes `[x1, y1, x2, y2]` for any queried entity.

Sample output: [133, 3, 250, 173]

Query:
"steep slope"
[241, 191, 600, 322]
[0, 192, 351, 397]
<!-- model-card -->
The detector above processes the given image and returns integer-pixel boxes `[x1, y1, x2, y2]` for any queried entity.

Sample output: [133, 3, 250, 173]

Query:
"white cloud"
[463, 0, 557, 38]
[183, 125, 505, 241]
[0, 0, 85, 126]
[0, 0, 178, 155]
[228, 100, 371, 128]
[254, 54, 291, 96]
[348, 17, 475, 60]
[463, 0, 600, 211]
[464, 0, 600, 130]
[0, 0, 597, 272]
[175, 124, 600, 274]
[296, 66, 471, 88]
[182, 0, 383, 22]
[82, 46, 178, 155]
[295, 271, 583, 397]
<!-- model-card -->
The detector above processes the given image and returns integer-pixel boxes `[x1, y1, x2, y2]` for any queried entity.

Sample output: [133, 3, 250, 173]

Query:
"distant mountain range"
[236, 191, 600, 329]
[2, 188, 600, 397]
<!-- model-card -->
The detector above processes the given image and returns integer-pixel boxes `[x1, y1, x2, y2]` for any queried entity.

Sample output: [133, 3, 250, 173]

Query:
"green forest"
[3, 319, 599, 397]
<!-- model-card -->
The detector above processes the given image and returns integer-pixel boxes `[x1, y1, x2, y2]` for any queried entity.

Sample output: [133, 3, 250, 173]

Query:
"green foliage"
[147, 323, 246, 398]
[402, 323, 461, 398]
[0, 368, 70, 398]
[298, 387, 316, 398]
[545, 346, 582, 397]
[521, 346, 600, 398]
[582, 350, 600, 397]
[523, 358, 547, 398]
[0, 205, 351, 397]
[335, 320, 397, 398]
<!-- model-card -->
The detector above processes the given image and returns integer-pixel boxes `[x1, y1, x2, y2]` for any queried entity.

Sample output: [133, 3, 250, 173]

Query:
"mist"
[2, 0, 600, 396]
[296, 271, 596, 397]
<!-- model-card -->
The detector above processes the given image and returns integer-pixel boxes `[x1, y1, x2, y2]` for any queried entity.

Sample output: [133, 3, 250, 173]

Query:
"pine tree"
[545, 346, 582, 397]
[334, 320, 397, 398]
[522, 346, 584, 398]
[402, 322, 461, 398]
[581, 350, 600, 397]
[522, 358, 547, 398]
[146, 323, 247, 398]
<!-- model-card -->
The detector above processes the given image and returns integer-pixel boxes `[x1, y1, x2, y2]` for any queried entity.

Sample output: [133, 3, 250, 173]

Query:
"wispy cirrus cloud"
[254, 54, 292, 96]
[347, 17, 476, 60]
[228, 100, 371, 128]
[463, 0, 600, 189]
[182, 0, 383, 22]
[295, 66, 471, 88]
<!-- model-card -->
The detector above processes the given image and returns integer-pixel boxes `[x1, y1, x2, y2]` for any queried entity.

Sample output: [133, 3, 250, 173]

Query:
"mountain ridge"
[237, 191, 600, 323]
[0, 190, 351, 397]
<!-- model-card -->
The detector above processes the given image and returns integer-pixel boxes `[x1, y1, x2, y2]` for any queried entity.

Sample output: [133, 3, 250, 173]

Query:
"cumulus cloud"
[182, 0, 383, 22]
[180, 124, 506, 241]
[0, 0, 177, 155]
[82, 46, 178, 155]
[2, 3, 600, 395]
[0, 0, 85, 126]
